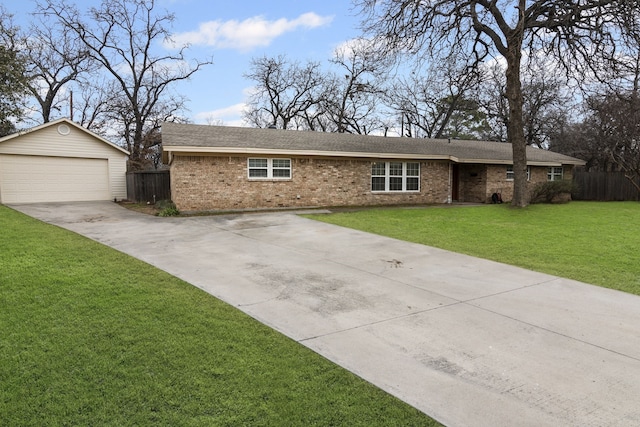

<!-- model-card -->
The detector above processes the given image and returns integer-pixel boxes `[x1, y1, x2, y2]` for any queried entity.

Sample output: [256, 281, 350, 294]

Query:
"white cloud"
[168, 12, 333, 52]
[333, 37, 372, 56]
[195, 102, 247, 127]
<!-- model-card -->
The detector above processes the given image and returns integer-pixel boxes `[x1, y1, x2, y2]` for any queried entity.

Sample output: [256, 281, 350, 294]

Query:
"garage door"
[0, 155, 110, 203]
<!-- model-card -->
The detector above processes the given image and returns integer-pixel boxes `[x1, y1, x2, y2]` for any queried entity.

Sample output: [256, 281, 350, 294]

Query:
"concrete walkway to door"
[10, 201, 640, 427]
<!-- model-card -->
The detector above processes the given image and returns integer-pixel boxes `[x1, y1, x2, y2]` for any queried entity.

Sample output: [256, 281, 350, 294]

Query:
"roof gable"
[0, 118, 130, 155]
[161, 122, 585, 166]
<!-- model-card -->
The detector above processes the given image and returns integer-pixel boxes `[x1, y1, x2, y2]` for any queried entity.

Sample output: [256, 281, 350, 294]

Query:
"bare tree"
[244, 42, 389, 134]
[40, 0, 213, 170]
[548, 108, 616, 172]
[552, 8, 640, 184]
[320, 38, 387, 134]
[575, 92, 640, 192]
[21, 19, 93, 123]
[356, 0, 638, 207]
[480, 59, 572, 147]
[477, 63, 510, 142]
[72, 76, 112, 132]
[386, 59, 484, 139]
[243, 55, 325, 130]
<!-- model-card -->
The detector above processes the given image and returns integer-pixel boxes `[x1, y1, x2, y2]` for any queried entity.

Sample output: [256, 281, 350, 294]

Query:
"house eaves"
[161, 122, 586, 167]
[450, 158, 579, 166]
[162, 145, 583, 167]
[162, 145, 452, 161]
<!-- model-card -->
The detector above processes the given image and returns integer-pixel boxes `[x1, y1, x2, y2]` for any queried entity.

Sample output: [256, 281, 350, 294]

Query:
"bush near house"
[156, 199, 180, 216]
[530, 180, 576, 204]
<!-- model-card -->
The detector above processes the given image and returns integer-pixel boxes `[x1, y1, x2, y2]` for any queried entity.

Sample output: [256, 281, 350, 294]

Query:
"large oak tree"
[355, 0, 639, 206]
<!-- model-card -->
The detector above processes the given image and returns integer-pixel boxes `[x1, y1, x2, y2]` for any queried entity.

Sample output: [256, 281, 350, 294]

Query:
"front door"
[451, 164, 460, 202]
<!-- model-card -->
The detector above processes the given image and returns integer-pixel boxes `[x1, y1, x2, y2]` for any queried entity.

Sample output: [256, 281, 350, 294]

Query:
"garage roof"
[161, 122, 585, 167]
[0, 118, 130, 155]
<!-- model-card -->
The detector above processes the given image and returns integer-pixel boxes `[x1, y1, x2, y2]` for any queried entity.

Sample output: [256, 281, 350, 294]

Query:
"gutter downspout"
[447, 162, 452, 204]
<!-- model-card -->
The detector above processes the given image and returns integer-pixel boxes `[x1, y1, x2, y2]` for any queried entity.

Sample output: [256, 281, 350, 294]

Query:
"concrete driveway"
[10, 201, 640, 427]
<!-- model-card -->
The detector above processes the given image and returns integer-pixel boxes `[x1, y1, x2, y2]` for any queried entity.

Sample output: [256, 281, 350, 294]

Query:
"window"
[248, 158, 291, 179]
[248, 158, 268, 178]
[271, 159, 291, 178]
[371, 162, 420, 192]
[548, 167, 563, 181]
[506, 165, 530, 181]
[506, 166, 514, 181]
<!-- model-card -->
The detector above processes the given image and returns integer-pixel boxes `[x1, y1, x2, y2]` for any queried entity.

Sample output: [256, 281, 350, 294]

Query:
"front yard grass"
[0, 206, 439, 426]
[307, 201, 640, 296]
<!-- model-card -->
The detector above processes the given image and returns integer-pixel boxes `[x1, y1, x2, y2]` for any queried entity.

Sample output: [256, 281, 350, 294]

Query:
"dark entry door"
[451, 164, 460, 202]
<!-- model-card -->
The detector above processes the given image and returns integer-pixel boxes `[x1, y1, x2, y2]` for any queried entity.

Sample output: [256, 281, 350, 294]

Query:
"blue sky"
[9, 0, 363, 126]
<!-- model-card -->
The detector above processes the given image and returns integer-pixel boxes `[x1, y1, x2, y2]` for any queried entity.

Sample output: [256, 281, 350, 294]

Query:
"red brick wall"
[170, 155, 451, 211]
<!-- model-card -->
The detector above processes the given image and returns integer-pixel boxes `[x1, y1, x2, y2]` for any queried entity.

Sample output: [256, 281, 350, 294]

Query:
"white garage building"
[0, 118, 129, 204]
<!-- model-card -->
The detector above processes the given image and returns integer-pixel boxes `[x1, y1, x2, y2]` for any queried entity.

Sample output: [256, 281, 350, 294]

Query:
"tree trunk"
[505, 40, 528, 207]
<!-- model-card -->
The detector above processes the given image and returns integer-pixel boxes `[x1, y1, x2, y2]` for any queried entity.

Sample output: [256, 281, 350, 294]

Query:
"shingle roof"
[161, 122, 585, 166]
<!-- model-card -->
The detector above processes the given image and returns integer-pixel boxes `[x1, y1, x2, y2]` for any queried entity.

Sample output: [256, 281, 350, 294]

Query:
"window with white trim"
[547, 166, 563, 181]
[248, 158, 291, 179]
[371, 161, 420, 192]
[506, 165, 530, 181]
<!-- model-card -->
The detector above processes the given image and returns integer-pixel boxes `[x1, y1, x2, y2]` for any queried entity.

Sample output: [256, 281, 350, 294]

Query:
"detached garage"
[0, 118, 129, 204]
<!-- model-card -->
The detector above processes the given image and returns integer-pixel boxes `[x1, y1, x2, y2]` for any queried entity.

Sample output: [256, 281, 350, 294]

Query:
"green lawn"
[307, 201, 640, 296]
[0, 206, 440, 426]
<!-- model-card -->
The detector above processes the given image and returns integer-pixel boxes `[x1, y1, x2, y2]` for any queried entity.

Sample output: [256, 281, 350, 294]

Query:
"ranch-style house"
[161, 122, 585, 212]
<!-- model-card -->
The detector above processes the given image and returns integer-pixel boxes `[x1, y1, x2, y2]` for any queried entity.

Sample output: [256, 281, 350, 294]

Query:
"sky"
[8, 0, 364, 127]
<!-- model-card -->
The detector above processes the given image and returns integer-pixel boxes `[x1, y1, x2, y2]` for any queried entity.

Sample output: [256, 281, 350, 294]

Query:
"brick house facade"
[170, 156, 451, 211]
[162, 123, 585, 212]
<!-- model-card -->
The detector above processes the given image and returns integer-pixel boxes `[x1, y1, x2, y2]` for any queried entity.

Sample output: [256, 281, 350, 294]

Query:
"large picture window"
[371, 161, 420, 192]
[248, 158, 291, 179]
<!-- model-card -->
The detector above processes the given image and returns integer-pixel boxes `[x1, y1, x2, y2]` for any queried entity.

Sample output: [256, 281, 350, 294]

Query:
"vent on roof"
[267, 124, 277, 129]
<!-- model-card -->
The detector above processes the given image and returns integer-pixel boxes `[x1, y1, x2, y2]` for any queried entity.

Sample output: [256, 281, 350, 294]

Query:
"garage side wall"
[0, 124, 127, 201]
[170, 155, 451, 211]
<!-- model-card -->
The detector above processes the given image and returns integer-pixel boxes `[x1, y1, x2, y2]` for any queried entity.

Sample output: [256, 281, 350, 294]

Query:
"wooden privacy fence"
[126, 170, 171, 203]
[573, 170, 640, 201]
